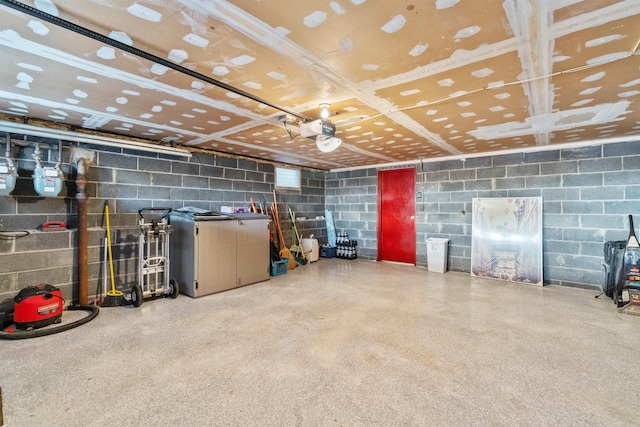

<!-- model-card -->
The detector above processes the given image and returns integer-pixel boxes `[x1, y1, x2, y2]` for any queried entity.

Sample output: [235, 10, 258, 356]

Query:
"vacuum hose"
[0, 305, 99, 340]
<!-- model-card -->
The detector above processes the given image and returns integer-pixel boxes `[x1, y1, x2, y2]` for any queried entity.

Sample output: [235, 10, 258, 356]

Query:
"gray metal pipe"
[4, 132, 14, 168]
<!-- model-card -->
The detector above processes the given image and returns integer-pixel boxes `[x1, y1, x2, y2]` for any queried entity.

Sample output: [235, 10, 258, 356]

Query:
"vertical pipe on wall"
[72, 148, 95, 305]
[76, 157, 89, 305]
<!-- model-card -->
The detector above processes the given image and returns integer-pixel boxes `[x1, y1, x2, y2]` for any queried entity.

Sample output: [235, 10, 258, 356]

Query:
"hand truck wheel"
[131, 285, 143, 307]
[168, 279, 179, 299]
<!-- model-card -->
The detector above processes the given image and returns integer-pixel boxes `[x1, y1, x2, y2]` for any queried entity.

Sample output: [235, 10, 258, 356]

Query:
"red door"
[377, 168, 416, 264]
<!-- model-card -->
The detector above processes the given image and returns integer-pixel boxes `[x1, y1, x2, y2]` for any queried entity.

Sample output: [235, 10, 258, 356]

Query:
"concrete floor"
[1, 259, 639, 426]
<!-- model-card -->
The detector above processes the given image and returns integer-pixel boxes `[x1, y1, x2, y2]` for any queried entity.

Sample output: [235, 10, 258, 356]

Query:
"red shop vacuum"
[13, 284, 63, 330]
[1, 284, 99, 340]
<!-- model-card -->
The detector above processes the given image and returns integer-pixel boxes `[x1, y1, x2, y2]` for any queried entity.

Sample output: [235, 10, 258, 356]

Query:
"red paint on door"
[377, 168, 416, 264]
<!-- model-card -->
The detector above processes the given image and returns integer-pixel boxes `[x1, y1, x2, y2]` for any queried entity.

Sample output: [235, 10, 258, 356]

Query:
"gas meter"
[33, 165, 64, 197]
[32, 141, 64, 197]
[0, 162, 17, 196]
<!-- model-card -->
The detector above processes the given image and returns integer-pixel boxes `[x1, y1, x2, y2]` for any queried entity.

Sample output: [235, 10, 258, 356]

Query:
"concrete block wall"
[326, 140, 640, 289]
[0, 138, 325, 303]
[325, 168, 379, 259]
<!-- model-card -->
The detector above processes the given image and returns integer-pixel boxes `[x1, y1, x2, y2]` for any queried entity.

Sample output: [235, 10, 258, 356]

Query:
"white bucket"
[301, 238, 319, 262]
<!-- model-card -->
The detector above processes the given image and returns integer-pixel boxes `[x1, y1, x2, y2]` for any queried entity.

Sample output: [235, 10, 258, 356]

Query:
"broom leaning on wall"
[272, 191, 295, 270]
[101, 203, 127, 307]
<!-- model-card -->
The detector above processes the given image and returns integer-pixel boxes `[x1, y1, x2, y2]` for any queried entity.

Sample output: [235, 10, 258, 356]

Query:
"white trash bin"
[426, 238, 449, 273]
[301, 238, 320, 262]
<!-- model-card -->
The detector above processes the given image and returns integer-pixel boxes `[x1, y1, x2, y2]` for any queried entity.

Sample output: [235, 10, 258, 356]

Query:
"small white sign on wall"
[471, 197, 543, 286]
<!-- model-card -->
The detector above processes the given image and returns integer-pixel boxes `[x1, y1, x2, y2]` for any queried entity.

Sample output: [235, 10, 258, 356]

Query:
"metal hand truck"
[130, 208, 179, 307]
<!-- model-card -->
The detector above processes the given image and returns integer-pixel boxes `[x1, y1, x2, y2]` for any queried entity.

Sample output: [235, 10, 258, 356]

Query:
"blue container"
[271, 258, 289, 276]
[320, 246, 336, 258]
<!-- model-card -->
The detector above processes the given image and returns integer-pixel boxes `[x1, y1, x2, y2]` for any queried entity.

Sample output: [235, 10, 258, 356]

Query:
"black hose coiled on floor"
[0, 305, 99, 340]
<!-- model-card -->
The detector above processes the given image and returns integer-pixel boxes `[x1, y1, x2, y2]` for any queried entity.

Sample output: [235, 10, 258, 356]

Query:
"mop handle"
[105, 205, 117, 293]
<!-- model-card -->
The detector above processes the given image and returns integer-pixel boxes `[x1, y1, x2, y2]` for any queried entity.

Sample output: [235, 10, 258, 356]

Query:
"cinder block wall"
[326, 140, 640, 289]
[0, 139, 326, 303]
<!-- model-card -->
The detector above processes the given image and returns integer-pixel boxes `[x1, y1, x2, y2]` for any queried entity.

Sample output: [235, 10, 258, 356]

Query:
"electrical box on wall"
[0, 163, 17, 196]
[33, 166, 63, 197]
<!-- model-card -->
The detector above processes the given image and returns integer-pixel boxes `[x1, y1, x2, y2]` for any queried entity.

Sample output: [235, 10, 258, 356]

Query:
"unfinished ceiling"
[0, 0, 639, 170]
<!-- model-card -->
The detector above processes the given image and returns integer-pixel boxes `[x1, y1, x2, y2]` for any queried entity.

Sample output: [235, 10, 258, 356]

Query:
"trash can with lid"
[426, 238, 449, 273]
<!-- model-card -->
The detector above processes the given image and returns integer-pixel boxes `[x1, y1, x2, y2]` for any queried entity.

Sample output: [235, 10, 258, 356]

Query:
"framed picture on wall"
[471, 197, 543, 286]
